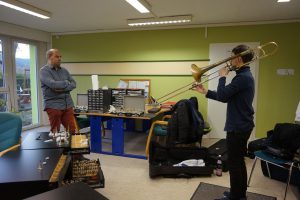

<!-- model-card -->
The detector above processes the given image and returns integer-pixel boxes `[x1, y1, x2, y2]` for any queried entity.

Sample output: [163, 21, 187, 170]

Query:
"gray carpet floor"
[191, 182, 276, 200]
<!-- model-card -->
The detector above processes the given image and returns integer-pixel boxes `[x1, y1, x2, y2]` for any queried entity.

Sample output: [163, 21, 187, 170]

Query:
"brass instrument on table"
[70, 134, 90, 154]
[49, 154, 70, 183]
[156, 42, 278, 103]
[71, 134, 89, 149]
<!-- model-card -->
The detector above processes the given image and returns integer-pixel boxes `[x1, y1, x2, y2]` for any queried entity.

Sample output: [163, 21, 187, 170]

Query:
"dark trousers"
[226, 131, 252, 200]
[46, 107, 76, 134]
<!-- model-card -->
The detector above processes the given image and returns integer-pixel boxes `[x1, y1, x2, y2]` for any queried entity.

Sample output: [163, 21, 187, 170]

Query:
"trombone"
[155, 42, 278, 104]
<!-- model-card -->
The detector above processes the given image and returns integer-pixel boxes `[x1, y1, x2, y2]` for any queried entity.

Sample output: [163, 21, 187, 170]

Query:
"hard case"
[207, 139, 229, 172]
[149, 141, 214, 178]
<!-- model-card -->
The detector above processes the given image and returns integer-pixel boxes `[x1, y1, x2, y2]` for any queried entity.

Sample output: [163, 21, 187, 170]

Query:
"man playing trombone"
[195, 44, 255, 200]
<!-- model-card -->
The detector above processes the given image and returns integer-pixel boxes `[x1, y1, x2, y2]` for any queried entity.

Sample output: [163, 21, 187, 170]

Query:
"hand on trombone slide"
[192, 83, 208, 95]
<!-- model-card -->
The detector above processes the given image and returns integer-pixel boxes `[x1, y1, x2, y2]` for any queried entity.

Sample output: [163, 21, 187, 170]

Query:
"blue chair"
[145, 115, 170, 157]
[145, 115, 211, 157]
[0, 112, 22, 156]
[247, 150, 300, 200]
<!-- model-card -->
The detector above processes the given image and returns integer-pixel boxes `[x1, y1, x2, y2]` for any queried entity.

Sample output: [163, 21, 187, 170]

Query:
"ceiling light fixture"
[0, 0, 51, 19]
[125, 0, 151, 13]
[128, 15, 192, 26]
[277, 0, 290, 2]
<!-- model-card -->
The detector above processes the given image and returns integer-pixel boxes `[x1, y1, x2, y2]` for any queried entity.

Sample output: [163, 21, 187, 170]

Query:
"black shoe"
[223, 191, 230, 198]
[214, 197, 231, 200]
[221, 192, 247, 200]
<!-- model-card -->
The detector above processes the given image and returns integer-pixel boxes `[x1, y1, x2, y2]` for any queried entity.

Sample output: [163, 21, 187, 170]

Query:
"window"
[14, 42, 39, 126]
[0, 36, 41, 128]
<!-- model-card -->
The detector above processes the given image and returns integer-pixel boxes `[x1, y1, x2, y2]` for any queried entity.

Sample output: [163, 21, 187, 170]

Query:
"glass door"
[13, 41, 39, 127]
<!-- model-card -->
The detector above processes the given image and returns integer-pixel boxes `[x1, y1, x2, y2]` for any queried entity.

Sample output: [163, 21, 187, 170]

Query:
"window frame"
[0, 34, 43, 129]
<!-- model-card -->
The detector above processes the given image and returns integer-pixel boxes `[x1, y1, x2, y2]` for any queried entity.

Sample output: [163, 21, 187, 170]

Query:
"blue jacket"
[40, 64, 76, 110]
[206, 66, 254, 132]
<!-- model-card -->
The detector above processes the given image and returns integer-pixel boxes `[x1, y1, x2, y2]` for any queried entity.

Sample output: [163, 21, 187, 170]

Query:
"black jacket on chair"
[167, 97, 204, 145]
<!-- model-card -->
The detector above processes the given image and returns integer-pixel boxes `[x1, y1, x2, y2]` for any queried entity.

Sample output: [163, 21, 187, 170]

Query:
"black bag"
[149, 141, 213, 178]
[167, 97, 204, 145]
[247, 138, 270, 159]
[265, 145, 294, 160]
[266, 123, 300, 159]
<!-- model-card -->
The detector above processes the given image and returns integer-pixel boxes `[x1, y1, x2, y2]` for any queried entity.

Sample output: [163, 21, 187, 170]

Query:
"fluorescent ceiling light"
[277, 0, 290, 2]
[125, 0, 151, 13]
[128, 15, 192, 26]
[0, 0, 51, 19]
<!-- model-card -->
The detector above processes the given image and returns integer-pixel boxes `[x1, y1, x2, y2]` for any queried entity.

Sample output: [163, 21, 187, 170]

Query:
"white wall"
[0, 21, 51, 43]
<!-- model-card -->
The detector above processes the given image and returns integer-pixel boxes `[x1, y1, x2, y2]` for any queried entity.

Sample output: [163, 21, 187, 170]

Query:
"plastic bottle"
[215, 154, 223, 176]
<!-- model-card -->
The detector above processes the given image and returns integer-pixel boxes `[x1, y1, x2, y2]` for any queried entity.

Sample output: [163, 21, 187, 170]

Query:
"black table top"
[21, 132, 70, 150]
[24, 182, 109, 200]
[0, 149, 63, 184]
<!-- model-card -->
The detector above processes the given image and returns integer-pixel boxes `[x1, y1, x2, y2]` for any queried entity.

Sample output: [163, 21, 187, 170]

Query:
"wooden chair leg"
[145, 122, 156, 157]
[0, 144, 20, 157]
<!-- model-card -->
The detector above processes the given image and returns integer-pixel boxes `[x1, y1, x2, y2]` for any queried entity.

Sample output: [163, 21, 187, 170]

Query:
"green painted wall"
[53, 22, 300, 138]
[54, 28, 208, 62]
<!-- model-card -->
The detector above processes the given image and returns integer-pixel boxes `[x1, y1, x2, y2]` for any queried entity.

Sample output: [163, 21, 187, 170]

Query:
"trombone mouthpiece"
[228, 65, 238, 71]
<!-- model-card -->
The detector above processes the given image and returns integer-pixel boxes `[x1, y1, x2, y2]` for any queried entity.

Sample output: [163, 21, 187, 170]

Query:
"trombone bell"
[191, 64, 202, 82]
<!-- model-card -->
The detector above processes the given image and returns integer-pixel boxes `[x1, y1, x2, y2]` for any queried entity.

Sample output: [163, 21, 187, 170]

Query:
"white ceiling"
[0, 0, 300, 34]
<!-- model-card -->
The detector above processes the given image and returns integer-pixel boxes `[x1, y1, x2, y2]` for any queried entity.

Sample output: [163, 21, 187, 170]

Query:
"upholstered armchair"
[0, 112, 22, 156]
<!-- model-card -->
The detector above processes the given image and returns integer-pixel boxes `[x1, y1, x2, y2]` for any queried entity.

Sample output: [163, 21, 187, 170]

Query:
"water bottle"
[215, 154, 223, 176]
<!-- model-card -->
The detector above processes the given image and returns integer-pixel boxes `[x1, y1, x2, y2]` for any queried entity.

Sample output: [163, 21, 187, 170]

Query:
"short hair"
[232, 45, 254, 63]
[46, 49, 58, 60]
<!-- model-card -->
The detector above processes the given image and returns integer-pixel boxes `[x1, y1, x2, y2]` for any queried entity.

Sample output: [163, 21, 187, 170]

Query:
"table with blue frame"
[77, 109, 166, 159]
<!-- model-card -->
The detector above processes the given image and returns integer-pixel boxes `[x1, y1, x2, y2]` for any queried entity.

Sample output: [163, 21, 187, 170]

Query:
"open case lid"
[123, 95, 145, 112]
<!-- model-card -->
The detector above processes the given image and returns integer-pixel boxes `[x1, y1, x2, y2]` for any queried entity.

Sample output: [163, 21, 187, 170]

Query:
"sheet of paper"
[137, 81, 146, 90]
[117, 80, 128, 88]
[91, 75, 99, 90]
[129, 81, 137, 89]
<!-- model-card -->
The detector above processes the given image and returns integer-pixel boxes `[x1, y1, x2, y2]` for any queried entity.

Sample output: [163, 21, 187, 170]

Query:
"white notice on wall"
[117, 80, 128, 88]
[91, 75, 99, 90]
[129, 81, 137, 89]
[137, 81, 146, 90]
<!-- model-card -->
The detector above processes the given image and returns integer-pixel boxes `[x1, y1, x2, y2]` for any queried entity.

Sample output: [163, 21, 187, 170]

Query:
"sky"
[15, 43, 30, 59]
[0, 42, 30, 59]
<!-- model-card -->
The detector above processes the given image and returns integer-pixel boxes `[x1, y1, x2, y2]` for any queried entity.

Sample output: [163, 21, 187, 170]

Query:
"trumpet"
[156, 42, 278, 104]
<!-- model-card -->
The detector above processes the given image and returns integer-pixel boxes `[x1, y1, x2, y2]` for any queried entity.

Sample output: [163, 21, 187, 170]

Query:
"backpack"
[167, 97, 205, 145]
